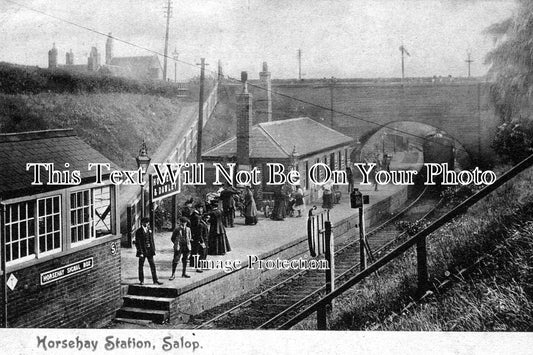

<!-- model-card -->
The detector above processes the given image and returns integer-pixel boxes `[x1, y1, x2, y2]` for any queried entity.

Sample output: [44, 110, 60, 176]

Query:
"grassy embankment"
[295, 166, 533, 331]
[0, 62, 209, 169]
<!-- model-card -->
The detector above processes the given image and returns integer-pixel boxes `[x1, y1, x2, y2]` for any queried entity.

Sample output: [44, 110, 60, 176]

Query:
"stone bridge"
[250, 79, 499, 165]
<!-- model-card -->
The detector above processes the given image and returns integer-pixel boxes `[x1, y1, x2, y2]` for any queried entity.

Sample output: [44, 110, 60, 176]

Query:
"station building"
[202, 73, 355, 202]
[0, 129, 122, 327]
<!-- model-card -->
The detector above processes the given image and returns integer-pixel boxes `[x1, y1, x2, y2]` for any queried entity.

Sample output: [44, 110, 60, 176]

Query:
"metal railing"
[279, 153, 533, 329]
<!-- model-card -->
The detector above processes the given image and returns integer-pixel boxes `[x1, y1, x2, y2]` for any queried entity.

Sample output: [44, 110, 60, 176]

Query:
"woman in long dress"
[244, 185, 258, 225]
[207, 204, 231, 255]
[270, 185, 285, 221]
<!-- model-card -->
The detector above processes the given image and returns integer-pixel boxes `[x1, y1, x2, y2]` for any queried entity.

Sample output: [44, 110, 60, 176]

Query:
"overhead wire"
[5, 0, 473, 156]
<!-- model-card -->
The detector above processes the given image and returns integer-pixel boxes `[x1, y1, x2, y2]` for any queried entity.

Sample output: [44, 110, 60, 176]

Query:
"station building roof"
[202, 117, 354, 161]
[0, 129, 119, 200]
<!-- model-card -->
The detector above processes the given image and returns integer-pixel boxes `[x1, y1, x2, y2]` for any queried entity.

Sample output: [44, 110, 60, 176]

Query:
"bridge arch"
[353, 120, 472, 169]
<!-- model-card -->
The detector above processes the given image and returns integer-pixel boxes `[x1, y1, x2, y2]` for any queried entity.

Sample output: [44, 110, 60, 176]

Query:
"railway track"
[192, 186, 445, 329]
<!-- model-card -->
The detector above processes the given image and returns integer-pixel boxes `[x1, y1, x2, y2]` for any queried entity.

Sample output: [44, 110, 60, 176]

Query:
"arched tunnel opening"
[351, 121, 473, 174]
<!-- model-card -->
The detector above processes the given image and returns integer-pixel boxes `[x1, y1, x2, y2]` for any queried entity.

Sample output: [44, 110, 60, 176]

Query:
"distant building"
[202, 73, 354, 202]
[104, 55, 163, 81]
[203, 117, 354, 193]
[48, 33, 163, 81]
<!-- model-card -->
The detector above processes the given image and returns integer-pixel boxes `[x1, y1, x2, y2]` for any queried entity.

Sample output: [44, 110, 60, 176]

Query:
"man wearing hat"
[135, 217, 163, 285]
[189, 203, 209, 272]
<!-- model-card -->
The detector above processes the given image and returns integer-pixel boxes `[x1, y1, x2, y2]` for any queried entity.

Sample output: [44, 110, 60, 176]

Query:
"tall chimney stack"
[87, 46, 100, 71]
[48, 43, 58, 69]
[65, 49, 74, 65]
[258, 61, 272, 122]
[236, 71, 252, 166]
[105, 33, 113, 65]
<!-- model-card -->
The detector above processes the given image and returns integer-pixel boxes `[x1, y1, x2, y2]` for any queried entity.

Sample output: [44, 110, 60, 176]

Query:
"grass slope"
[294, 168, 533, 331]
[0, 92, 192, 169]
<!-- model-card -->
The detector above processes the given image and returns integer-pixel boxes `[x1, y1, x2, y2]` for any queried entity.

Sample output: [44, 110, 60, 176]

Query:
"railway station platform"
[117, 182, 411, 324]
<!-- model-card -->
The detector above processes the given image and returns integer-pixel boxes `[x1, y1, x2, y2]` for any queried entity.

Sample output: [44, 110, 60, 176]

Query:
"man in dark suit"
[135, 217, 163, 285]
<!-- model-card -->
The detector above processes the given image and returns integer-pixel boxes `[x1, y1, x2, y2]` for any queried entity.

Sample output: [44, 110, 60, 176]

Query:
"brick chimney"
[65, 49, 74, 65]
[87, 46, 100, 71]
[258, 61, 272, 122]
[236, 71, 252, 166]
[48, 43, 58, 69]
[105, 33, 113, 65]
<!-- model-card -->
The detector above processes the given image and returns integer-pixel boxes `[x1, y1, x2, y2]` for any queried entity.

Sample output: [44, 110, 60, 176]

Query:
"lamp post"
[136, 140, 151, 219]
[290, 145, 298, 170]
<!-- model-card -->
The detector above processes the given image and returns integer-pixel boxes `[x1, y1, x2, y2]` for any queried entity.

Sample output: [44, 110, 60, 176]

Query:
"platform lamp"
[136, 140, 151, 220]
[290, 145, 298, 170]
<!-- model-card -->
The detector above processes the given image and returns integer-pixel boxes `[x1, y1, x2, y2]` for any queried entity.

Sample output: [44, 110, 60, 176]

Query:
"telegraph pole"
[162, 0, 172, 81]
[172, 48, 179, 83]
[465, 52, 474, 78]
[401, 50, 404, 82]
[196, 58, 208, 163]
[329, 77, 336, 127]
[399, 45, 410, 84]
[297, 49, 302, 80]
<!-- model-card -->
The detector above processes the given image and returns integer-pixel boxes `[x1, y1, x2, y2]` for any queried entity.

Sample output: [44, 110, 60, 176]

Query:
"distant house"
[106, 55, 162, 81]
[0, 129, 122, 327]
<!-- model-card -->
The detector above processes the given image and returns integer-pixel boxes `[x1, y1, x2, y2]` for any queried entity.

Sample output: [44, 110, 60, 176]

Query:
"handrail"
[279, 153, 533, 329]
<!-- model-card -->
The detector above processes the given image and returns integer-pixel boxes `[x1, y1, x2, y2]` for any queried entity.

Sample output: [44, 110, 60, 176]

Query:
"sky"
[0, 0, 518, 80]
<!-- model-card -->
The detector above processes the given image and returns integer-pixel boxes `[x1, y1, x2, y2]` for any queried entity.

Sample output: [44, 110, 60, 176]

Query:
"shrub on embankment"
[294, 167, 533, 330]
[0, 62, 191, 98]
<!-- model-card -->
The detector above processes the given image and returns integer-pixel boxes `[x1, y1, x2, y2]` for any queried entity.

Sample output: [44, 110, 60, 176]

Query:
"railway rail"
[193, 186, 444, 329]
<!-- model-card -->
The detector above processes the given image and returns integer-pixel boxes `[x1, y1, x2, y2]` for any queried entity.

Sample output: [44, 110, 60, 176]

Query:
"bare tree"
[485, 0, 533, 122]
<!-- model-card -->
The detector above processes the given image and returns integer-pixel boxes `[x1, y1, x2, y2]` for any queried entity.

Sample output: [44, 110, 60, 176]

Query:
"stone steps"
[123, 294, 175, 311]
[116, 306, 169, 324]
[115, 285, 178, 324]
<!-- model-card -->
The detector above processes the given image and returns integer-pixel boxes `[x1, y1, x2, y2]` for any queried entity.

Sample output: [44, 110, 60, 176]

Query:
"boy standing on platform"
[170, 217, 192, 279]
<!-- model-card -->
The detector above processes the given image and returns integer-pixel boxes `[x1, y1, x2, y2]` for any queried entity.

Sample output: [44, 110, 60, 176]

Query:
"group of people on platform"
[134, 189, 243, 283]
[269, 183, 306, 221]
[218, 184, 258, 227]
[134, 180, 333, 284]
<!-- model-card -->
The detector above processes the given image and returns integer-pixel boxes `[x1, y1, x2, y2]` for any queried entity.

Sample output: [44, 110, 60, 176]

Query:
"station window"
[5, 201, 35, 263]
[37, 195, 61, 255]
[70, 190, 93, 244]
[5, 196, 62, 264]
[70, 186, 113, 243]
[93, 186, 112, 237]
[2, 186, 114, 266]
[345, 148, 348, 167]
